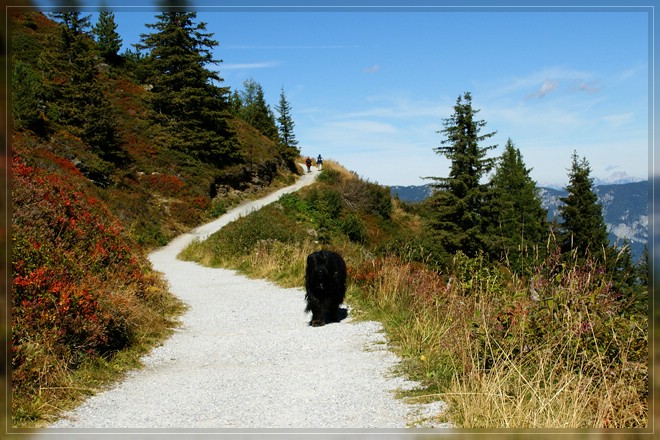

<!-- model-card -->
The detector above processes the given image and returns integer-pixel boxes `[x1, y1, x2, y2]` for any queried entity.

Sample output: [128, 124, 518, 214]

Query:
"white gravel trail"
[44, 168, 449, 432]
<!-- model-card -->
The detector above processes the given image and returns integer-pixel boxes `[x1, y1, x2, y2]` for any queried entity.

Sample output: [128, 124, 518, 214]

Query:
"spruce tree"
[426, 92, 497, 259]
[559, 151, 609, 258]
[138, 10, 237, 164]
[229, 90, 243, 116]
[275, 87, 300, 161]
[49, 10, 91, 47]
[43, 10, 120, 161]
[488, 138, 547, 270]
[238, 79, 278, 141]
[92, 10, 122, 64]
[12, 59, 48, 135]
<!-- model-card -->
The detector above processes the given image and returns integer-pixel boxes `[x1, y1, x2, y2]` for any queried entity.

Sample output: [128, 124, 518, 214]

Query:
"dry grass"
[238, 239, 317, 287]
[350, 253, 648, 428]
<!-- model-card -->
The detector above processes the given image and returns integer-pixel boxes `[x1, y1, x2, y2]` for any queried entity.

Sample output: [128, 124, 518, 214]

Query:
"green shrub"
[316, 167, 341, 184]
[278, 192, 310, 218]
[338, 178, 392, 219]
[209, 199, 227, 217]
[306, 186, 343, 219]
[304, 186, 343, 242]
[341, 213, 368, 243]
[200, 204, 305, 261]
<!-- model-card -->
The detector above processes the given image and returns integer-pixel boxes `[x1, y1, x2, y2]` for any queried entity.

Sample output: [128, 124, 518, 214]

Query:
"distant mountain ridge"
[391, 181, 649, 261]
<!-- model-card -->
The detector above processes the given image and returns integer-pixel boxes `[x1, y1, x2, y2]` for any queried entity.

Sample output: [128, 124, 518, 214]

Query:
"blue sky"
[27, 1, 653, 187]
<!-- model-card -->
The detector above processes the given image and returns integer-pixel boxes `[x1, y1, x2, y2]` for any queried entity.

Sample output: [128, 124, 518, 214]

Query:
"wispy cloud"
[363, 64, 379, 74]
[222, 61, 280, 70]
[601, 112, 634, 127]
[617, 65, 644, 81]
[224, 44, 361, 50]
[482, 66, 599, 101]
[325, 119, 397, 135]
[343, 94, 449, 121]
[573, 79, 601, 94]
[524, 77, 600, 100]
[526, 79, 559, 99]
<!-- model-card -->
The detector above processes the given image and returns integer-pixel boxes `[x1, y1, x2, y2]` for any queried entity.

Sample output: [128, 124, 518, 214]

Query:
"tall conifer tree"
[426, 92, 497, 259]
[238, 79, 278, 141]
[92, 10, 122, 64]
[12, 60, 48, 135]
[138, 9, 237, 163]
[559, 151, 608, 258]
[49, 10, 91, 47]
[45, 10, 120, 162]
[488, 139, 547, 269]
[275, 87, 300, 161]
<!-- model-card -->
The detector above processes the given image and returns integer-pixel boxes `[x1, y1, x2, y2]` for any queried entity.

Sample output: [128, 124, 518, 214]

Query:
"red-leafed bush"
[11, 152, 164, 401]
[141, 173, 186, 197]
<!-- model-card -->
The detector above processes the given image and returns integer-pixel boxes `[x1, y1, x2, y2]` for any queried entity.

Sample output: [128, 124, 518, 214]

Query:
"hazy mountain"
[539, 181, 648, 260]
[390, 184, 435, 202]
[391, 180, 649, 261]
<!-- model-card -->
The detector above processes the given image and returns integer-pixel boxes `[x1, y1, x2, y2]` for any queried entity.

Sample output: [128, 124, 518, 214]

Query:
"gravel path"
[44, 167, 449, 432]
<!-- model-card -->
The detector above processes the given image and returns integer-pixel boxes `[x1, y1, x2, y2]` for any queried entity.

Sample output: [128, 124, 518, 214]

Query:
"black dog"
[305, 250, 347, 327]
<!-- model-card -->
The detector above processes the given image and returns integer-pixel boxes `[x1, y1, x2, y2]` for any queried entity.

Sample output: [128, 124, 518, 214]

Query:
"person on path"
[316, 154, 323, 170]
[305, 157, 312, 173]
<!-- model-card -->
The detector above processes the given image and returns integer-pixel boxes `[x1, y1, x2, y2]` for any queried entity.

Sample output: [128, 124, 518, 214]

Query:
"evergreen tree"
[42, 10, 120, 161]
[605, 241, 647, 315]
[275, 87, 300, 161]
[238, 79, 278, 141]
[49, 10, 91, 46]
[138, 10, 237, 163]
[559, 151, 609, 258]
[426, 92, 497, 259]
[229, 90, 243, 116]
[11, 59, 48, 135]
[488, 138, 548, 270]
[92, 10, 122, 64]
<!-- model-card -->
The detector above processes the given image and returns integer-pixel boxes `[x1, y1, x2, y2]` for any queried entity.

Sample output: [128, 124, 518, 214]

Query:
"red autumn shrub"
[12, 153, 148, 388]
[141, 173, 185, 197]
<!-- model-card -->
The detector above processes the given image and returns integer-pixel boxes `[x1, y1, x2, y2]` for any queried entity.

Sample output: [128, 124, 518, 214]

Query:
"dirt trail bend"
[47, 167, 448, 430]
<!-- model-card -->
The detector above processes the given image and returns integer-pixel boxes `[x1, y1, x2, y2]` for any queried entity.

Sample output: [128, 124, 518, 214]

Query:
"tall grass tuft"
[350, 250, 648, 428]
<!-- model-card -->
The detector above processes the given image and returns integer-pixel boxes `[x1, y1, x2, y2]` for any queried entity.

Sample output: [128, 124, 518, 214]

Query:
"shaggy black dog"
[305, 250, 347, 327]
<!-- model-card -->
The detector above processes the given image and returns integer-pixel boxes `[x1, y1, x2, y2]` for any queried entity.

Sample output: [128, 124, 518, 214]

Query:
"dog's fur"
[304, 250, 347, 327]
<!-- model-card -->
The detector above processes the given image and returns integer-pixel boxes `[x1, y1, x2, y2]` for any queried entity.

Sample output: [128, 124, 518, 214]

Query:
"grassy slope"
[181, 163, 649, 429]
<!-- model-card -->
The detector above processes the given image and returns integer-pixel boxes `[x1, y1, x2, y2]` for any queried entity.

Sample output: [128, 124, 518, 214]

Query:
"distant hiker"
[305, 157, 312, 173]
[316, 154, 323, 170]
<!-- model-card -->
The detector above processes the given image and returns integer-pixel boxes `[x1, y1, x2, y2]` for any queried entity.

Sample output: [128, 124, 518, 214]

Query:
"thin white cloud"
[342, 95, 449, 121]
[487, 101, 583, 131]
[482, 66, 598, 101]
[617, 65, 643, 81]
[222, 61, 280, 70]
[574, 79, 601, 94]
[526, 79, 559, 99]
[325, 120, 397, 135]
[224, 44, 360, 50]
[363, 64, 379, 74]
[601, 112, 634, 127]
